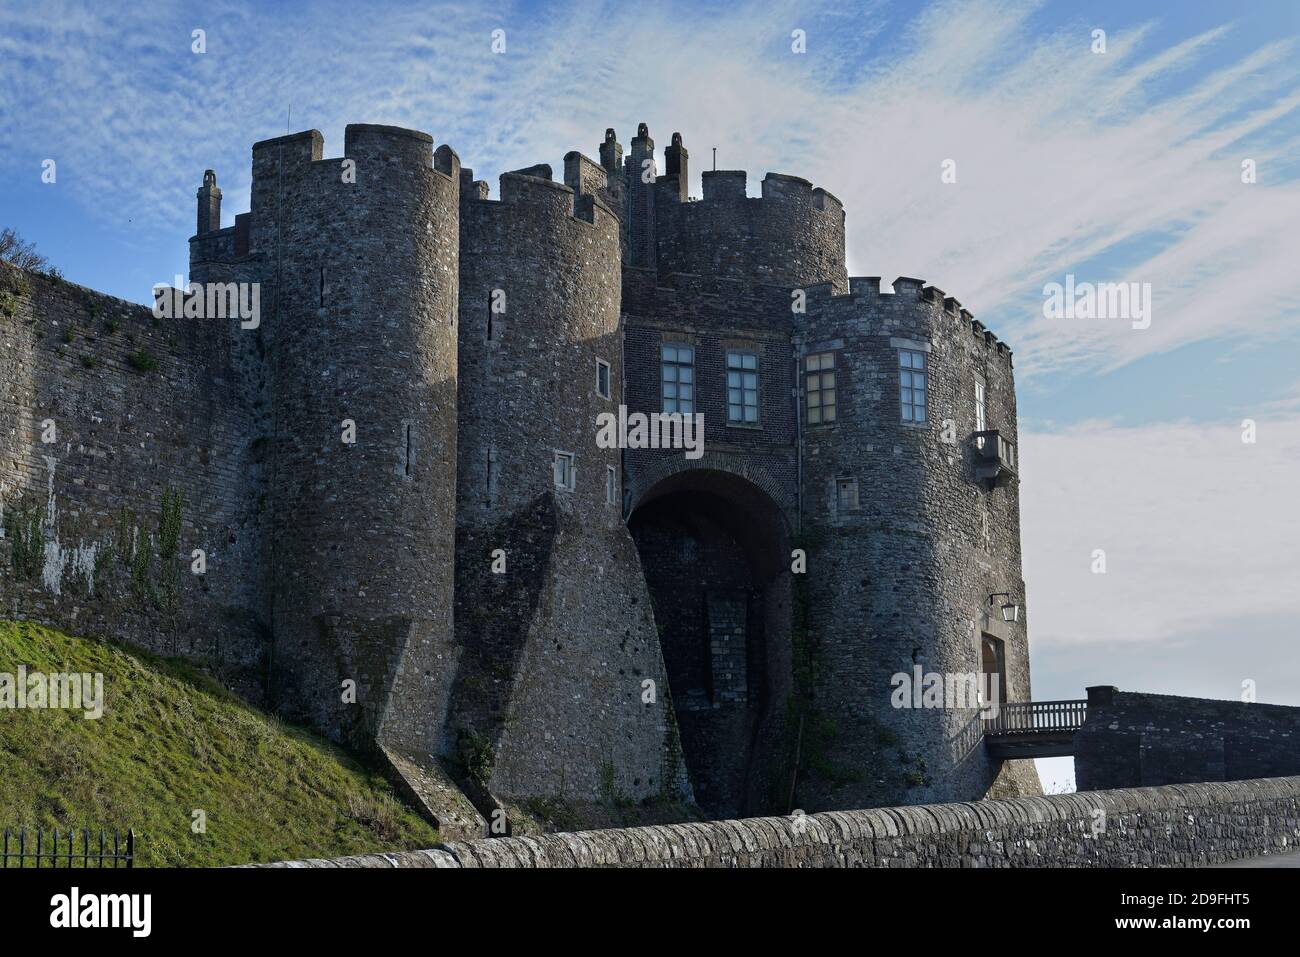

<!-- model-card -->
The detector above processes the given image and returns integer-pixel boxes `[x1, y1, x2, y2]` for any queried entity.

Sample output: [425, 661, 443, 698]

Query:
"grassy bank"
[0, 620, 438, 866]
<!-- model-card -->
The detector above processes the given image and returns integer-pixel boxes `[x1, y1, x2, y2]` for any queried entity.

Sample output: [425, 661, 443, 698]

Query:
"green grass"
[0, 621, 439, 867]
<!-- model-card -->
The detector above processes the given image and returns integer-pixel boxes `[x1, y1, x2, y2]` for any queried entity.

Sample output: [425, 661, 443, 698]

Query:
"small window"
[899, 350, 928, 424]
[485, 447, 497, 506]
[606, 465, 618, 505]
[661, 344, 695, 414]
[553, 451, 575, 491]
[836, 477, 858, 511]
[726, 350, 759, 425]
[805, 352, 836, 424]
[974, 376, 987, 448]
[596, 359, 611, 400]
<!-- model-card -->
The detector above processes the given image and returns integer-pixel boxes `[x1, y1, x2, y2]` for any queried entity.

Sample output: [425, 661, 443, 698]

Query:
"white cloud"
[1019, 415, 1300, 651]
[1, 0, 1297, 372]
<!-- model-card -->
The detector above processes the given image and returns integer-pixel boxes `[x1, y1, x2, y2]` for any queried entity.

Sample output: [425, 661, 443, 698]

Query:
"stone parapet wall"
[249, 775, 1300, 868]
[1076, 687, 1300, 791]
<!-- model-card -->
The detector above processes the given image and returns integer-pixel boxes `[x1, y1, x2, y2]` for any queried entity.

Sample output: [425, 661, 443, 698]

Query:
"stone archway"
[628, 468, 793, 819]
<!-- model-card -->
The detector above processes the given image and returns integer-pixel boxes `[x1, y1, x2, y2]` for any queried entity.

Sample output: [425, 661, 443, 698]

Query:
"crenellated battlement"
[251, 128, 324, 166]
[245, 125, 458, 207]
[343, 123, 434, 166]
[246, 123, 457, 180]
[563, 151, 608, 198]
[692, 169, 843, 218]
[653, 153, 847, 291]
[151, 118, 1040, 824]
[802, 274, 1013, 363]
[459, 161, 620, 232]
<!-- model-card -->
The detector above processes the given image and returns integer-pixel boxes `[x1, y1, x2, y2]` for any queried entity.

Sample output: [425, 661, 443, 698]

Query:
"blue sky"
[3, 0, 1299, 789]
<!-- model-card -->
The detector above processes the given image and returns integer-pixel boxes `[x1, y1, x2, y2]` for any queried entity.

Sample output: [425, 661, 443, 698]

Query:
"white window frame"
[661, 343, 695, 414]
[899, 349, 928, 425]
[596, 358, 611, 400]
[805, 352, 836, 424]
[974, 375, 987, 448]
[726, 349, 760, 426]
[552, 450, 575, 491]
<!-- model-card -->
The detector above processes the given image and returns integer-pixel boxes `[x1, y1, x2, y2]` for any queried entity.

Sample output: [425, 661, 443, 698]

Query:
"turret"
[794, 277, 1028, 809]
[599, 127, 622, 172]
[653, 167, 847, 292]
[248, 124, 461, 758]
[626, 122, 657, 268]
[451, 161, 687, 808]
[197, 169, 221, 235]
[663, 132, 688, 202]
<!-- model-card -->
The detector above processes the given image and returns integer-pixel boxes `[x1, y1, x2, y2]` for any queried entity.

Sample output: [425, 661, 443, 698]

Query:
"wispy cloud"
[1, 0, 1297, 373]
[1261, 380, 1300, 411]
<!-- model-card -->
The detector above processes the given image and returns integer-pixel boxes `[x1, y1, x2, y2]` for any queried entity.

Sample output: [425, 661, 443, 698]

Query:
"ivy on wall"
[156, 487, 184, 610]
[129, 487, 184, 611]
[4, 500, 46, 579]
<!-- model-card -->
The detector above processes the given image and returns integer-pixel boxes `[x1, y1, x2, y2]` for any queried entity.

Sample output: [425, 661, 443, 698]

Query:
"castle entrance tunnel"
[628, 469, 793, 819]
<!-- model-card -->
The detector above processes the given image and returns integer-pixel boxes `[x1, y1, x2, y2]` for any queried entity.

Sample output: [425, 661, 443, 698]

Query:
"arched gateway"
[628, 468, 794, 819]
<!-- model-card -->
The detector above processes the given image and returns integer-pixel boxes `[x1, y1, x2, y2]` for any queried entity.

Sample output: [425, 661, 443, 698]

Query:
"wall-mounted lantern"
[989, 592, 1020, 623]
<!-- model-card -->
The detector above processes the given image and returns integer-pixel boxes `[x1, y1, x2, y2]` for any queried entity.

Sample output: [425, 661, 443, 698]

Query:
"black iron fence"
[1, 828, 134, 868]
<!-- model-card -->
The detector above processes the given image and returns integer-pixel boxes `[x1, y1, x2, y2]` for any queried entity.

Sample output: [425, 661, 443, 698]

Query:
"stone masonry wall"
[1076, 687, 1300, 791]
[254, 775, 1300, 867]
[653, 170, 848, 294]
[245, 126, 461, 756]
[6, 121, 1046, 830]
[621, 270, 799, 515]
[451, 164, 687, 807]
[796, 278, 1031, 811]
[0, 263, 267, 696]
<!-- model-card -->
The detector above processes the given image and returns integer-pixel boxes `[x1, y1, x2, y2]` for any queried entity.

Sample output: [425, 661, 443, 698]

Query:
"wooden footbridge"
[981, 699, 1088, 759]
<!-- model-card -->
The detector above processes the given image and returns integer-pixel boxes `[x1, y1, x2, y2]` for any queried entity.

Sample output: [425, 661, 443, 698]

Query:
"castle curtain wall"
[0, 264, 268, 696]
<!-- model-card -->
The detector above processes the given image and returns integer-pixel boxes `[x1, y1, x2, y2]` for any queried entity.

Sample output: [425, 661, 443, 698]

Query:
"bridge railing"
[983, 699, 1087, 736]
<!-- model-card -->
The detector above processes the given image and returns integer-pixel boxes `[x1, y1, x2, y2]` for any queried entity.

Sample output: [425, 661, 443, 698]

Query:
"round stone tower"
[249, 124, 461, 753]
[455, 165, 621, 527]
[795, 276, 1034, 809]
[450, 161, 689, 807]
[653, 166, 848, 293]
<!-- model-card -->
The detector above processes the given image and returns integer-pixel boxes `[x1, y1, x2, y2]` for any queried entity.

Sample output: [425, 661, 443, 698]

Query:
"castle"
[0, 122, 1036, 835]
